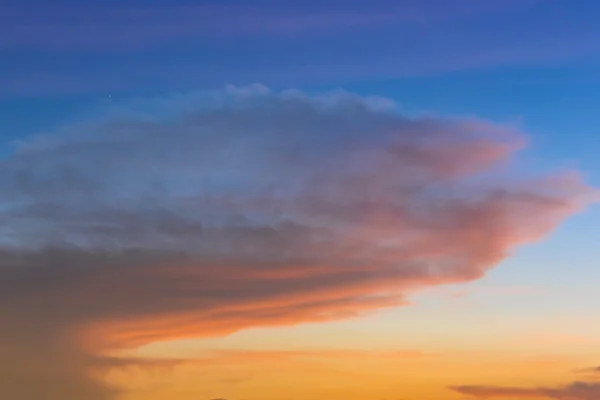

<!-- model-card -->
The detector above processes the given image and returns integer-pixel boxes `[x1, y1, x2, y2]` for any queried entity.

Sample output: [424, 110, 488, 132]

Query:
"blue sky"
[2, 0, 599, 278]
[2, 1, 599, 274]
[3, 0, 600, 175]
[2, 2, 600, 399]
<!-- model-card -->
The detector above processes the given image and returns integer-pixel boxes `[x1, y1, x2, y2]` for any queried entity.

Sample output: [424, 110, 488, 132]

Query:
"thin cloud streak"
[450, 381, 600, 399]
[0, 1, 535, 52]
[577, 366, 600, 376]
[9, 1, 599, 97]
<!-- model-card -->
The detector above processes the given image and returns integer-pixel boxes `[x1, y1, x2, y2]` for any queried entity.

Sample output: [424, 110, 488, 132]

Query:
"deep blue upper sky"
[2, 0, 600, 182]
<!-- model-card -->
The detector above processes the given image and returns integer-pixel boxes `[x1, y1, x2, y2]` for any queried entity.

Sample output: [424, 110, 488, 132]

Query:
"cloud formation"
[0, 85, 595, 398]
[9, 0, 599, 97]
[577, 366, 600, 377]
[450, 381, 600, 399]
[0, 1, 532, 52]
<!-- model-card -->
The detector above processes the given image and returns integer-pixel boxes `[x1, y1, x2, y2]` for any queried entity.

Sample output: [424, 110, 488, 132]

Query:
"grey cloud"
[577, 366, 600, 376]
[0, 86, 595, 399]
[450, 381, 600, 399]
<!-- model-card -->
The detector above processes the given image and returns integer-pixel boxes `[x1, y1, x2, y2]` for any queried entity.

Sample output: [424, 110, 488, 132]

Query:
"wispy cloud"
[451, 363, 600, 399]
[0, 4, 389, 52]
[193, 348, 435, 363]
[89, 356, 190, 371]
[450, 381, 600, 399]
[9, 0, 599, 97]
[0, 1, 535, 52]
[576, 366, 600, 377]
[0, 86, 596, 398]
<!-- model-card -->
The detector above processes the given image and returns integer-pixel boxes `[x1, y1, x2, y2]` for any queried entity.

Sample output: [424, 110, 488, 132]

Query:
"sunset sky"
[2, 1, 600, 400]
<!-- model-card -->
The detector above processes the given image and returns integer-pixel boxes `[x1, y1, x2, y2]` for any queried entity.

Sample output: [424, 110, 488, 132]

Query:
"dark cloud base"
[0, 86, 596, 399]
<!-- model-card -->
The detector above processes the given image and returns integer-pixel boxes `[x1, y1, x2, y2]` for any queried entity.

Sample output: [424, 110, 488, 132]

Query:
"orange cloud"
[0, 86, 596, 399]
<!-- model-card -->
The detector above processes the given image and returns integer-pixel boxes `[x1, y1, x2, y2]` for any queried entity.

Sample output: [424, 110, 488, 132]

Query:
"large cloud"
[0, 85, 595, 399]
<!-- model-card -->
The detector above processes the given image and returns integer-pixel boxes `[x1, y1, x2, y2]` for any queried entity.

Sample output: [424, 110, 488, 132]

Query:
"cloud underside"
[451, 381, 600, 400]
[0, 86, 595, 399]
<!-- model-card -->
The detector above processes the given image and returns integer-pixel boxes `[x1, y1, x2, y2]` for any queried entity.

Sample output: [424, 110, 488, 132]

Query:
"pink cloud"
[0, 86, 595, 399]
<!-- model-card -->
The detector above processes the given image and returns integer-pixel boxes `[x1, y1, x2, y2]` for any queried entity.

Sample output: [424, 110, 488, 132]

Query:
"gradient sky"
[2, 1, 600, 400]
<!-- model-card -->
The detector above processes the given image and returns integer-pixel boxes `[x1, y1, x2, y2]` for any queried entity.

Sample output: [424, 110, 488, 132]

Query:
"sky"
[1, 1, 600, 399]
